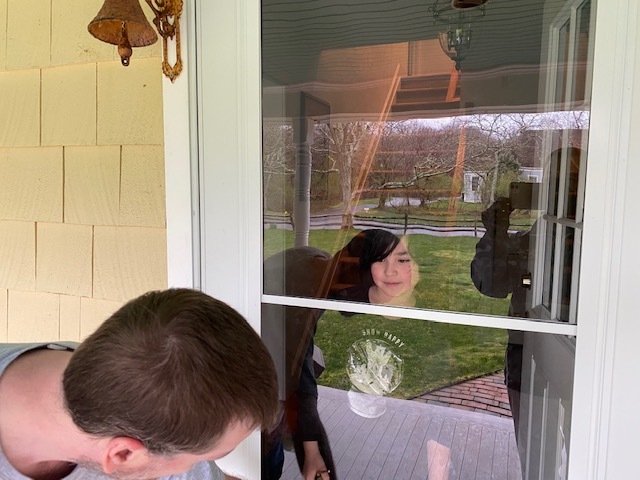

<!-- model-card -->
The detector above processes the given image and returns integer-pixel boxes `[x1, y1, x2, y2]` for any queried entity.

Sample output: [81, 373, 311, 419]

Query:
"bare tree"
[315, 121, 374, 227]
[373, 122, 458, 190]
[262, 123, 295, 211]
[459, 114, 547, 205]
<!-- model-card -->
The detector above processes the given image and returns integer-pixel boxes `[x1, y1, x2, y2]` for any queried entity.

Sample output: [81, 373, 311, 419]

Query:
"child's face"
[370, 240, 417, 302]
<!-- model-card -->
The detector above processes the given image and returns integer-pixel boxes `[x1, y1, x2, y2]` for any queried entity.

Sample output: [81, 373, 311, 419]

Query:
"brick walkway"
[411, 371, 513, 419]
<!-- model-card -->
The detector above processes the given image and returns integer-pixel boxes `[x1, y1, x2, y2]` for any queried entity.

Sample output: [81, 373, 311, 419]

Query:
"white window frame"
[530, 0, 594, 324]
[163, 1, 640, 478]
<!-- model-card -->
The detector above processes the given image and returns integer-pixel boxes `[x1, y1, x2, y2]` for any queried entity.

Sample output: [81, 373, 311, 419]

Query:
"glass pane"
[261, 2, 591, 477]
[571, 0, 592, 103]
[261, 0, 594, 325]
[555, 20, 571, 105]
[563, 146, 582, 220]
[542, 223, 556, 311]
[559, 227, 575, 322]
[547, 148, 561, 216]
[261, 305, 575, 480]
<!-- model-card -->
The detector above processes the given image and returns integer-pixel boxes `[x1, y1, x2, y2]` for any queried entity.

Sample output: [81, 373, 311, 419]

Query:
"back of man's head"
[62, 288, 278, 455]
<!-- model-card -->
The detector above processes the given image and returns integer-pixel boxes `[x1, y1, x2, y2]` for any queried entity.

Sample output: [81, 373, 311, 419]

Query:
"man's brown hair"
[62, 288, 279, 455]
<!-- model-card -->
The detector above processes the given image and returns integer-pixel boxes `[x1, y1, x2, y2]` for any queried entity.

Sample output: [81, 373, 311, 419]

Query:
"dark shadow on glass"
[469, 147, 581, 475]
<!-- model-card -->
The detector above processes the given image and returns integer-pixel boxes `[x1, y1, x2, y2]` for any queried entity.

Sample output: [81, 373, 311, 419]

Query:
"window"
[260, 0, 594, 478]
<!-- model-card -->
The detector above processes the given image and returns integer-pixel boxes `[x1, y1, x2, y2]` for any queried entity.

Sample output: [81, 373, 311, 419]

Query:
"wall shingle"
[0, 70, 40, 147]
[120, 145, 166, 227]
[80, 296, 122, 340]
[42, 65, 97, 146]
[51, 0, 116, 65]
[94, 226, 167, 302]
[0, 289, 7, 342]
[37, 223, 93, 297]
[6, 0, 50, 69]
[8, 290, 59, 342]
[64, 146, 120, 225]
[0, 0, 7, 71]
[97, 58, 164, 145]
[0, 221, 35, 291]
[59, 294, 81, 342]
[0, 148, 63, 221]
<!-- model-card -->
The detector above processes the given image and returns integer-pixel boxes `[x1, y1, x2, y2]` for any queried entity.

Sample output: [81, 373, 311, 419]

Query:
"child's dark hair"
[349, 229, 401, 272]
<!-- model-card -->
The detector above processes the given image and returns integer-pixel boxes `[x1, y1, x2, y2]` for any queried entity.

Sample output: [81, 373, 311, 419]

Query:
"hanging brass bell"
[88, 0, 158, 66]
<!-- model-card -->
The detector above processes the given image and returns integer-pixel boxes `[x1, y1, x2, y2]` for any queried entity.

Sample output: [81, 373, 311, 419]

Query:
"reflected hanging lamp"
[438, 25, 472, 71]
[429, 0, 488, 71]
[88, 0, 183, 82]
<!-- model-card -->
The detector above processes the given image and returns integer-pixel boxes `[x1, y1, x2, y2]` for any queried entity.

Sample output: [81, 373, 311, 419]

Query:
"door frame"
[163, 0, 640, 478]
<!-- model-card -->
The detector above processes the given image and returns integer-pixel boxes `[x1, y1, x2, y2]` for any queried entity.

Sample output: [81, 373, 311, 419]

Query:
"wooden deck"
[282, 386, 523, 480]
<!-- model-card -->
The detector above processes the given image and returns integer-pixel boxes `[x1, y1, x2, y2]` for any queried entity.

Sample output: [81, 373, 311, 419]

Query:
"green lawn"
[264, 227, 511, 399]
[315, 312, 507, 399]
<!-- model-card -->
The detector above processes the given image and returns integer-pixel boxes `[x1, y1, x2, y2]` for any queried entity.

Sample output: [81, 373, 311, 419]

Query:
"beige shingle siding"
[93, 226, 167, 303]
[97, 59, 164, 146]
[0, 289, 6, 342]
[120, 145, 166, 227]
[0, 71, 40, 146]
[64, 145, 121, 225]
[0, 221, 36, 291]
[0, 1, 168, 342]
[36, 223, 93, 297]
[0, 148, 63, 221]
[59, 294, 81, 342]
[42, 65, 97, 146]
[8, 290, 59, 342]
[79, 297, 124, 341]
[6, 0, 50, 70]
[0, 0, 7, 71]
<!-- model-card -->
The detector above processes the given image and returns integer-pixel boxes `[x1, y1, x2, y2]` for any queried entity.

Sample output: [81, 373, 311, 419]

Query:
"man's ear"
[102, 437, 147, 474]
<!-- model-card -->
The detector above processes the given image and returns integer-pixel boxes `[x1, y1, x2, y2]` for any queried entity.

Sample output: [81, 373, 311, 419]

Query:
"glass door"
[260, 1, 595, 479]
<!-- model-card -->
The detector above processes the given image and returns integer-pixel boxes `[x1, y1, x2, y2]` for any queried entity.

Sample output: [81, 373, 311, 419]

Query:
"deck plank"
[344, 409, 395, 479]
[427, 416, 456, 480]
[507, 432, 523, 480]
[476, 427, 497, 480]
[322, 401, 351, 434]
[448, 421, 470, 480]
[334, 413, 378, 476]
[281, 387, 522, 480]
[410, 415, 444, 479]
[361, 411, 407, 479]
[491, 429, 510, 480]
[394, 414, 433, 479]
[326, 404, 366, 453]
[459, 423, 482, 479]
[377, 412, 421, 479]
[317, 395, 330, 414]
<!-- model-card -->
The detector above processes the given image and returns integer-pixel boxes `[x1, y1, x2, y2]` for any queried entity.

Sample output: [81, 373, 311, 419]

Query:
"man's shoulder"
[165, 461, 226, 480]
[0, 342, 77, 374]
[68, 461, 225, 480]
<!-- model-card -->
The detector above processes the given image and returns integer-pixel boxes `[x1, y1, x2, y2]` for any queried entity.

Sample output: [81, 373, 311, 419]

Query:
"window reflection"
[261, 0, 592, 478]
[261, 299, 575, 480]
[263, 115, 587, 325]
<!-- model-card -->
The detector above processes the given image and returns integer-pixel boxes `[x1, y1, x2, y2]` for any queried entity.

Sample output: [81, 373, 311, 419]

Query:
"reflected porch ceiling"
[262, 0, 568, 119]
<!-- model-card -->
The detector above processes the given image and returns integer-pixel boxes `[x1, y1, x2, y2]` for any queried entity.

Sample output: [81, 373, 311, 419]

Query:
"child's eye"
[398, 258, 411, 264]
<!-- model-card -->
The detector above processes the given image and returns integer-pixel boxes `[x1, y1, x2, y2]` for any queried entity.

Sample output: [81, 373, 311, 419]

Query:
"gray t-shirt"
[0, 343, 225, 480]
